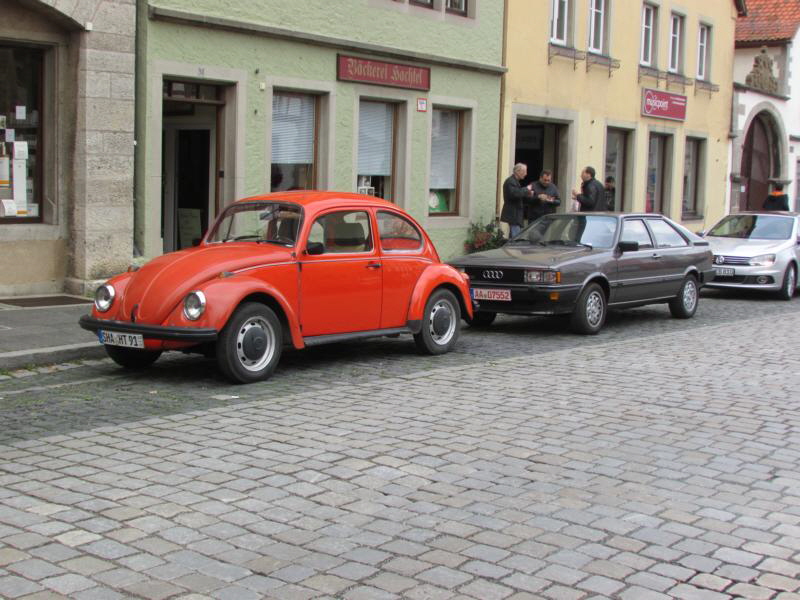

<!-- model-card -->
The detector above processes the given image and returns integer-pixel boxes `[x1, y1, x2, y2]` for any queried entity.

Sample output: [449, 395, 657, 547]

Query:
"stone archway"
[740, 111, 783, 211]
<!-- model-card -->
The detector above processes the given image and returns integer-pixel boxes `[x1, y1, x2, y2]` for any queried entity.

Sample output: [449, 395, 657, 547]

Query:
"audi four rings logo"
[715, 256, 725, 265]
[482, 270, 504, 279]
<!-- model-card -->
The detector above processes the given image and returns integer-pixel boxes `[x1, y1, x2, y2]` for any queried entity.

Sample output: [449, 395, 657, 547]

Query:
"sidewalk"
[0, 296, 106, 371]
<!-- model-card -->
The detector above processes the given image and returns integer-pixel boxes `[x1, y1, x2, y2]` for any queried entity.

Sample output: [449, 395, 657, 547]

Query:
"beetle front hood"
[120, 243, 293, 323]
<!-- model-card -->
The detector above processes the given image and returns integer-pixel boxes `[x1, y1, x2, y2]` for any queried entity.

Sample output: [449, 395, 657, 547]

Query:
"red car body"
[80, 191, 472, 383]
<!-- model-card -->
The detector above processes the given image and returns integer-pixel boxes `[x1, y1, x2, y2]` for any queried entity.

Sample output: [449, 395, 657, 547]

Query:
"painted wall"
[502, 0, 738, 230]
[137, 1, 503, 260]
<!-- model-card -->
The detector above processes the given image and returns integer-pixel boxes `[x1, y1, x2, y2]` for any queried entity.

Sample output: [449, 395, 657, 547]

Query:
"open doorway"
[514, 119, 569, 194]
[162, 80, 224, 253]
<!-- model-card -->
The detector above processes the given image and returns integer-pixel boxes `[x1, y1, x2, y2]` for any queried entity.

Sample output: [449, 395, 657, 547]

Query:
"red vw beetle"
[79, 192, 472, 383]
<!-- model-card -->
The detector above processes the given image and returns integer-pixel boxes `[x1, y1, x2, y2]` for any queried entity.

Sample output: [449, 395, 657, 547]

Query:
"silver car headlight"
[94, 284, 115, 312]
[183, 291, 206, 321]
[748, 254, 776, 267]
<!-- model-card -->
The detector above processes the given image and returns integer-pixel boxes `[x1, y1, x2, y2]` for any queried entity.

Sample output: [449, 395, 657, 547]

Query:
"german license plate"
[471, 288, 512, 301]
[714, 267, 735, 277]
[99, 330, 144, 349]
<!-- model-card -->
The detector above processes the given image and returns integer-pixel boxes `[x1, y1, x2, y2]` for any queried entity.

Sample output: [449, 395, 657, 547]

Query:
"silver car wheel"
[235, 316, 276, 372]
[787, 267, 796, 296]
[429, 298, 457, 345]
[682, 279, 698, 312]
[585, 290, 605, 328]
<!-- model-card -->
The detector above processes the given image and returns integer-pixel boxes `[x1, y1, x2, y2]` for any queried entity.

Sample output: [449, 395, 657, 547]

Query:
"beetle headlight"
[524, 270, 561, 284]
[748, 254, 776, 267]
[94, 284, 115, 312]
[183, 291, 206, 321]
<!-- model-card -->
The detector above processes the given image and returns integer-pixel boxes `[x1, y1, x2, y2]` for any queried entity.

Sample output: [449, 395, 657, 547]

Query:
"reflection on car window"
[310, 210, 373, 254]
[648, 219, 688, 248]
[208, 202, 302, 245]
[518, 215, 618, 248]
[377, 211, 423, 251]
[621, 219, 653, 249]
[707, 215, 794, 240]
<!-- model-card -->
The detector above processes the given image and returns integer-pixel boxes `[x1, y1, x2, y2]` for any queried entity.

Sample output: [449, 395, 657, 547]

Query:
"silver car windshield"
[511, 215, 619, 249]
[207, 202, 302, 246]
[707, 215, 793, 241]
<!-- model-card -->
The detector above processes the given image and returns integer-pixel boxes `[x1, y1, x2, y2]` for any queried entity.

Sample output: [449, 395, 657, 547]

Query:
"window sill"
[548, 43, 586, 69]
[424, 214, 469, 230]
[695, 79, 720, 94]
[586, 52, 621, 76]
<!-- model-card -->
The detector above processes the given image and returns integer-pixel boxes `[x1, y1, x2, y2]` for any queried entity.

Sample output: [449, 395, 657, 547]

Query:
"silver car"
[704, 212, 799, 299]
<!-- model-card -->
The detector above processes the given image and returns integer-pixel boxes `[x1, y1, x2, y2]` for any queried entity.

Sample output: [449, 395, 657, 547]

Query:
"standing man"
[571, 166, 608, 211]
[763, 183, 789, 211]
[501, 163, 532, 237]
[528, 170, 561, 223]
[604, 176, 616, 211]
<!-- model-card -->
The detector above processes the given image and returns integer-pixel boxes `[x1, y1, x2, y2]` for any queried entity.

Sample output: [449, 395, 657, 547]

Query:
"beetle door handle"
[366, 262, 382, 269]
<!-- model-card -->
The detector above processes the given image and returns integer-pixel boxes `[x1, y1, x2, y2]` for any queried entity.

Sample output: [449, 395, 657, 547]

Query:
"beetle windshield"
[512, 215, 618, 249]
[707, 215, 794, 241]
[207, 202, 302, 246]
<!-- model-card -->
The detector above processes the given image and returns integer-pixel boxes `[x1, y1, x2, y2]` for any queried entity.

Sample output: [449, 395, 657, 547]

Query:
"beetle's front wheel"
[217, 302, 282, 383]
[105, 346, 161, 369]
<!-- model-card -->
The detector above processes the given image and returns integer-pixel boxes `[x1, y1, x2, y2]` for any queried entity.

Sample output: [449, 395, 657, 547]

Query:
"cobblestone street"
[1, 291, 799, 600]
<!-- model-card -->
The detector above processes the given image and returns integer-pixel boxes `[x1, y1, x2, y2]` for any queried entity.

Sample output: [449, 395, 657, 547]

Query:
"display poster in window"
[15, 106, 26, 121]
[12, 159, 26, 212]
[0, 116, 6, 129]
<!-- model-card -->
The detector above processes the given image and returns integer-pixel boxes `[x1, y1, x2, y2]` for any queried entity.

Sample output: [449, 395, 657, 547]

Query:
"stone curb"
[0, 343, 107, 371]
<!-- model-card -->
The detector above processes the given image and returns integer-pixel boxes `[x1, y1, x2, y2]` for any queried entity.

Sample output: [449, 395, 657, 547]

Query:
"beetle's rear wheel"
[414, 289, 461, 355]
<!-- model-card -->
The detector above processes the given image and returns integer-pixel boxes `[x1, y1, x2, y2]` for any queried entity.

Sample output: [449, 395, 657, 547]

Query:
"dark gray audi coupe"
[449, 213, 714, 334]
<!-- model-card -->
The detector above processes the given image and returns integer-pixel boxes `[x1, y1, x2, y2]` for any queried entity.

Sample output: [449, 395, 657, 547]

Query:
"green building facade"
[136, 0, 504, 260]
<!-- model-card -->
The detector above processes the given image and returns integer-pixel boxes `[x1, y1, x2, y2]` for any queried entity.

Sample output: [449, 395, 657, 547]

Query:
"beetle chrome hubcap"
[236, 316, 275, 372]
[429, 299, 456, 345]
[683, 280, 697, 311]
[586, 291, 604, 327]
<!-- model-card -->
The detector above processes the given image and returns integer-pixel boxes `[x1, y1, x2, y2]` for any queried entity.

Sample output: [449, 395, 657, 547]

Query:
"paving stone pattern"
[1, 293, 800, 599]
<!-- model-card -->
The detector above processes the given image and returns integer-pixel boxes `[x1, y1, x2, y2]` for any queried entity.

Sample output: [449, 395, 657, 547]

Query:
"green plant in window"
[464, 220, 506, 254]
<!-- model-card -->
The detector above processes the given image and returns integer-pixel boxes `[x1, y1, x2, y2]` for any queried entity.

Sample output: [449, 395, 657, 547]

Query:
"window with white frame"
[588, 0, 606, 54]
[551, 0, 570, 45]
[697, 24, 710, 81]
[641, 4, 656, 66]
[668, 13, 684, 73]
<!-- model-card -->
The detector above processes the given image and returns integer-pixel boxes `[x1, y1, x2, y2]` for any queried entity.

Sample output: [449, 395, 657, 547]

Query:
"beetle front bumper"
[79, 315, 218, 342]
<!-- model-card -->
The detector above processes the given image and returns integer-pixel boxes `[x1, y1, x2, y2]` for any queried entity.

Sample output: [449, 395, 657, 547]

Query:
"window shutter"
[271, 93, 315, 164]
[429, 110, 458, 189]
[358, 101, 393, 176]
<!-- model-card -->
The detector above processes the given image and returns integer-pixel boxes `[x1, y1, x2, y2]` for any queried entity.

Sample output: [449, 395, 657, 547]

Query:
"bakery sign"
[337, 55, 430, 91]
[641, 88, 687, 121]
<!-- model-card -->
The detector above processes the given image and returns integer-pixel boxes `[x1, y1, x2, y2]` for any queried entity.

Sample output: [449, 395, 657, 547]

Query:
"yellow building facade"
[501, 0, 746, 229]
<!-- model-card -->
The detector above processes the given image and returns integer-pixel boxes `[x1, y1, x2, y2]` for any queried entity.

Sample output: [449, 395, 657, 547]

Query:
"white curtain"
[358, 101, 393, 176]
[429, 109, 458, 189]
[271, 93, 315, 164]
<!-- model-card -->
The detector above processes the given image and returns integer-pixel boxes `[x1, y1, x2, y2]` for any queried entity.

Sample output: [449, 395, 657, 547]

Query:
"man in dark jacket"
[501, 163, 532, 237]
[528, 170, 561, 222]
[571, 166, 608, 211]
[763, 183, 790, 211]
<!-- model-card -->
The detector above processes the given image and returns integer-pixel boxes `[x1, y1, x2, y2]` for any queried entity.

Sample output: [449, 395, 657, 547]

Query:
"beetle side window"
[621, 219, 654, 249]
[648, 219, 688, 248]
[310, 210, 373, 253]
[377, 211, 423, 252]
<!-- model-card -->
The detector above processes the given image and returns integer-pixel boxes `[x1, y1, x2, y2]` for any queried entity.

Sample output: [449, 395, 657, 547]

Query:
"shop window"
[429, 108, 463, 215]
[0, 44, 43, 223]
[446, 0, 468, 15]
[410, 0, 434, 7]
[682, 137, 703, 218]
[550, 0, 571, 46]
[605, 128, 628, 211]
[641, 4, 657, 66]
[647, 134, 670, 214]
[588, 0, 607, 54]
[271, 92, 317, 191]
[357, 100, 396, 202]
[697, 24, 711, 81]
[668, 13, 684, 73]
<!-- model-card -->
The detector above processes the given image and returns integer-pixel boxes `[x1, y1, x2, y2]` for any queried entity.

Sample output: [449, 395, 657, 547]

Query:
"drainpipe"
[495, 0, 509, 224]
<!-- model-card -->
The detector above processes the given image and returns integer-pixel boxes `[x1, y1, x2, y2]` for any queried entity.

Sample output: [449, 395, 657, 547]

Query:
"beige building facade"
[501, 0, 747, 230]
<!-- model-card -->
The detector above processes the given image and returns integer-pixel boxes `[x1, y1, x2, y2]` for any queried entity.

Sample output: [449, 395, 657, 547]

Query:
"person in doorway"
[501, 163, 533, 237]
[528, 170, 561, 223]
[604, 176, 617, 211]
[762, 183, 789, 211]
[571, 166, 607, 211]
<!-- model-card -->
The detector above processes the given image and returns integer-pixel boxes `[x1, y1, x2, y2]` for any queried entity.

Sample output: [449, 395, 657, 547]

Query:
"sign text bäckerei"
[641, 88, 687, 121]
[337, 55, 430, 91]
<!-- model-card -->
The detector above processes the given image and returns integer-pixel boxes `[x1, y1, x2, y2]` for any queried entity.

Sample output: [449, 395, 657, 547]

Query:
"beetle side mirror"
[305, 242, 325, 255]
[618, 240, 639, 252]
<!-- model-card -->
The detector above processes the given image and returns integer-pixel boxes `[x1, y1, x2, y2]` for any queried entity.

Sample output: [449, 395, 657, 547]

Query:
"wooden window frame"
[445, 0, 468, 16]
[682, 137, 703, 219]
[270, 90, 319, 192]
[429, 109, 464, 217]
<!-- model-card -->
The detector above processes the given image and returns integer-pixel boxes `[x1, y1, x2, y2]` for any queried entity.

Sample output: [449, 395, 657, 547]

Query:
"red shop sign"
[337, 55, 430, 91]
[641, 88, 687, 121]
